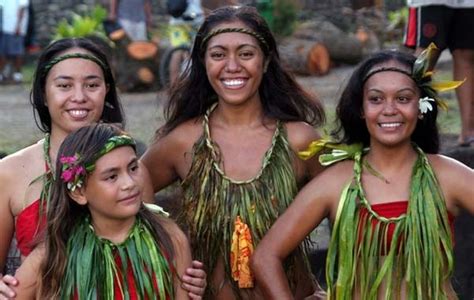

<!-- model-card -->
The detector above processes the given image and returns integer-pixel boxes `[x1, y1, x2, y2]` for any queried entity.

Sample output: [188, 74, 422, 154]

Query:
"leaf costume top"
[326, 145, 455, 299]
[179, 105, 313, 298]
[62, 216, 174, 300]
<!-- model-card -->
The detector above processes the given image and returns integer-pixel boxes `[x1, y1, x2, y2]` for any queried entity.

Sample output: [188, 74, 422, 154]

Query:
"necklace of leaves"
[29, 134, 55, 215]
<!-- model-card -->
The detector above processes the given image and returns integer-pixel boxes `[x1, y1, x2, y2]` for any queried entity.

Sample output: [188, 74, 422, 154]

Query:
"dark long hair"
[30, 38, 124, 133]
[39, 124, 174, 298]
[333, 50, 440, 153]
[160, 5, 324, 136]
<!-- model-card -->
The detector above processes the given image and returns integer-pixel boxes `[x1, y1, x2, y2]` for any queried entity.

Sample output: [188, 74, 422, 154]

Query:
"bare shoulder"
[284, 121, 321, 151]
[149, 118, 203, 153]
[312, 160, 354, 191]
[0, 142, 43, 185]
[427, 153, 473, 177]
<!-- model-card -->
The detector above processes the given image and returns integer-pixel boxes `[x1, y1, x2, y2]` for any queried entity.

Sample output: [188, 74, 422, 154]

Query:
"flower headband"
[61, 135, 136, 191]
[44, 52, 108, 76]
[201, 27, 269, 52]
[363, 43, 464, 112]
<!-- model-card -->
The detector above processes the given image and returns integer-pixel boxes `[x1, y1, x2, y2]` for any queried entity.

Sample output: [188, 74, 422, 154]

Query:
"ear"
[68, 186, 88, 206]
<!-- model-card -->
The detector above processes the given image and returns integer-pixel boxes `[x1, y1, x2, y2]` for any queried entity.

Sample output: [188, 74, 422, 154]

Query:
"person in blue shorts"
[0, 0, 28, 83]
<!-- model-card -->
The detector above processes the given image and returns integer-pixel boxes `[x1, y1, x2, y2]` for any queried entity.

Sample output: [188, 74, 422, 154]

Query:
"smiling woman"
[252, 48, 474, 299]
[141, 5, 326, 299]
[0, 38, 206, 299]
[0, 38, 124, 296]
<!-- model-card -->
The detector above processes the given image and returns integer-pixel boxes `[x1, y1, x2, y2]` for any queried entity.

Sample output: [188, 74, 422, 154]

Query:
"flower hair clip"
[419, 97, 436, 114]
[60, 154, 86, 191]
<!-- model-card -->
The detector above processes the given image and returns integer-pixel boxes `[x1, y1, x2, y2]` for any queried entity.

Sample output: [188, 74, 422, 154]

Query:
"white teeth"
[380, 123, 401, 128]
[69, 110, 88, 118]
[223, 79, 245, 86]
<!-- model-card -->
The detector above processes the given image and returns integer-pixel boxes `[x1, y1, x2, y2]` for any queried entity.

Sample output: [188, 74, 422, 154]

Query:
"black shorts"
[404, 5, 474, 51]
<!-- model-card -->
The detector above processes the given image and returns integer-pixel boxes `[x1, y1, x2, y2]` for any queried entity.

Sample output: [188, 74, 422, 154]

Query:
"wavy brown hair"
[39, 124, 175, 298]
[158, 5, 325, 137]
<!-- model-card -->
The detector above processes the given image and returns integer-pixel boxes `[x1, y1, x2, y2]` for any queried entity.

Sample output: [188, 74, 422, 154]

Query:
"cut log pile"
[279, 7, 384, 76]
[108, 29, 165, 92]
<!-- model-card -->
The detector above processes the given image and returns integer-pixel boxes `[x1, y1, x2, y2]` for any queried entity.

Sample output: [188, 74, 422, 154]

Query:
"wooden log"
[293, 20, 380, 64]
[108, 29, 162, 92]
[278, 37, 330, 76]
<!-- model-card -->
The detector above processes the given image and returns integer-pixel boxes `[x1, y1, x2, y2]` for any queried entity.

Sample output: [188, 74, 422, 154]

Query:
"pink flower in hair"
[61, 169, 74, 182]
[60, 154, 86, 191]
[60, 155, 77, 164]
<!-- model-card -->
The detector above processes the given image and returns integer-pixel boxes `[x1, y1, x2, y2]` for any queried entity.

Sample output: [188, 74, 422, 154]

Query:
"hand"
[0, 274, 18, 300]
[181, 260, 207, 299]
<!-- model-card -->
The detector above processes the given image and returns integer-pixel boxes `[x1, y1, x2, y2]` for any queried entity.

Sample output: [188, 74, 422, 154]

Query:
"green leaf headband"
[44, 52, 108, 76]
[363, 43, 464, 111]
[61, 135, 136, 191]
[201, 27, 269, 52]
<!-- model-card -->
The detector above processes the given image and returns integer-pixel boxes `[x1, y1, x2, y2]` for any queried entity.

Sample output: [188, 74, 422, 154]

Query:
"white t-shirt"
[0, 0, 29, 35]
[407, 0, 474, 8]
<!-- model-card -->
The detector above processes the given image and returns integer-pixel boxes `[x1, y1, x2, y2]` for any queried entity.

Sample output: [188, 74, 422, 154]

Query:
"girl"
[13, 123, 192, 299]
[142, 6, 325, 299]
[252, 46, 474, 299]
[0, 38, 205, 298]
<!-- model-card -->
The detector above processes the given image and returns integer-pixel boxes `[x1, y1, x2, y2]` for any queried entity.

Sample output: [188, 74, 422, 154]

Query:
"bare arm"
[285, 122, 324, 183]
[162, 219, 193, 300]
[252, 164, 349, 298]
[0, 162, 15, 273]
[437, 156, 474, 214]
[141, 135, 180, 193]
[109, 0, 118, 20]
[11, 247, 43, 299]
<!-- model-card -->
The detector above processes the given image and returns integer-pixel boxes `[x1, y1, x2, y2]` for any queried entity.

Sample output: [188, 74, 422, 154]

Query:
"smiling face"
[204, 21, 266, 106]
[45, 48, 107, 136]
[78, 146, 142, 223]
[362, 62, 421, 148]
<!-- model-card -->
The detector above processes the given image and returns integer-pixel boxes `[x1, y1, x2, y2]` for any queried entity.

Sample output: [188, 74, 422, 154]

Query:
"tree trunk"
[278, 37, 331, 76]
[108, 29, 162, 92]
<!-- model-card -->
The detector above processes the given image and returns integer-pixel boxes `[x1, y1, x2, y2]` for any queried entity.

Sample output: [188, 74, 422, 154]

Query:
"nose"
[71, 85, 86, 103]
[382, 100, 397, 115]
[225, 55, 241, 72]
[121, 172, 137, 191]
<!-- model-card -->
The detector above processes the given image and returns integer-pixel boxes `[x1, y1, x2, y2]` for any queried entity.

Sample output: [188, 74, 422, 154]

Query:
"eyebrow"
[53, 75, 104, 81]
[207, 43, 259, 51]
[367, 87, 417, 93]
[99, 157, 138, 175]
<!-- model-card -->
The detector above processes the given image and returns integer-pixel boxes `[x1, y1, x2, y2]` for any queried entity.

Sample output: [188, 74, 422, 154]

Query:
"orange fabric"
[230, 216, 254, 288]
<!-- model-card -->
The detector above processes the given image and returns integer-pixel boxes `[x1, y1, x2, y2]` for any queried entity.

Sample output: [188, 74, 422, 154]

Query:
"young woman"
[252, 47, 474, 299]
[13, 123, 192, 299]
[0, 38, 205, 298]
[141, 6, 326, 299]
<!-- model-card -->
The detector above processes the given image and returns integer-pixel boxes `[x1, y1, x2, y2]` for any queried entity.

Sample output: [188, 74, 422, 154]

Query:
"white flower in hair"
[419, 97, 435, 114]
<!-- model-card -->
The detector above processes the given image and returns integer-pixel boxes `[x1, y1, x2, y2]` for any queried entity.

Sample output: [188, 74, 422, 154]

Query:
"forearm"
[252, 253, 293, 299]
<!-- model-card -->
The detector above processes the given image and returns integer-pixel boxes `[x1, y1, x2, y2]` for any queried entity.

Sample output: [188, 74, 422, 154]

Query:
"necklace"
[28, 134, 55, 215]
[362, 159, 390, 184]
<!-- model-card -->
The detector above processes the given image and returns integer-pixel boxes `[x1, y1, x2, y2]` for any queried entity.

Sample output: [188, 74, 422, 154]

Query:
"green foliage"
[272, 0, 298, 37]
[387, 7, 408, 30]
[53, 5, 108, 41]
